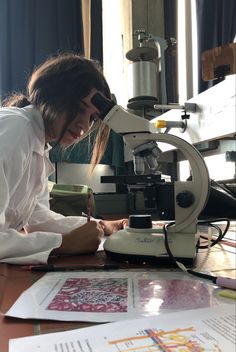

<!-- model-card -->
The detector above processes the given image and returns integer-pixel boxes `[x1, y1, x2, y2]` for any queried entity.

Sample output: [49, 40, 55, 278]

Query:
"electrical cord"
[163, 219, 236, 290]
[197, 218, 230, 249]
[211, 179, 236, 198]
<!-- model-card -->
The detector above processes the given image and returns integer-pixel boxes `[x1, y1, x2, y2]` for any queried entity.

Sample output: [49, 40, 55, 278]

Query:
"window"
[102, 0, 130, 106]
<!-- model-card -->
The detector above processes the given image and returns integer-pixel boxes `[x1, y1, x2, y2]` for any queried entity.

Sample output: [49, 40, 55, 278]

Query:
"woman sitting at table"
[0, 53, 127, 264]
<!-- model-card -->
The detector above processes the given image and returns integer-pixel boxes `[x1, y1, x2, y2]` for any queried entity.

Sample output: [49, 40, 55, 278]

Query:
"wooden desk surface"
[1, 244, 235, 352]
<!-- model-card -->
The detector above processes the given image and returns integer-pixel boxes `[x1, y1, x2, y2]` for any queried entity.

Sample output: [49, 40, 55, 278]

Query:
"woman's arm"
[0, 156, 62, 264]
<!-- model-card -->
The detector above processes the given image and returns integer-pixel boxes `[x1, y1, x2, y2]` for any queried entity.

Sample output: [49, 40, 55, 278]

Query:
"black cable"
[162, 219, 231, 284]
[198, 223, 222, 249]
[186, 269, 217, 282]
[197, 218, 230, 249]
[211, 179, 236, 198]
[163, 222, 176, 266]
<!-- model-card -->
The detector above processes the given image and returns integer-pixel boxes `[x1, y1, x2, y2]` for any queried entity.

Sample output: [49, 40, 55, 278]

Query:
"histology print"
[138, 279, 217, 312]
[47, 278, 128, 313]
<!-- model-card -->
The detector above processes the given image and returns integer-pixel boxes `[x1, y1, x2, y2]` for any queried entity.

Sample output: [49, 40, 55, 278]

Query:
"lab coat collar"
[22, 105, 46, 156]
[23, 106, 55, 176]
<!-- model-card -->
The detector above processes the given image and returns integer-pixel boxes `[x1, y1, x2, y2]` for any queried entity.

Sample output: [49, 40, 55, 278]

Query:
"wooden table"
[1, 242, 235, 352]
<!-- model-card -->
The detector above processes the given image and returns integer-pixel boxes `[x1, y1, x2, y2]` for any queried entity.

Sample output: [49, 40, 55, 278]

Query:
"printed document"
[9, 304, 236, 352]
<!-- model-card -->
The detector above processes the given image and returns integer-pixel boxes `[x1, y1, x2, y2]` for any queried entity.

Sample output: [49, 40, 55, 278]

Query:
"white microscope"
[91, 94, 210, 264]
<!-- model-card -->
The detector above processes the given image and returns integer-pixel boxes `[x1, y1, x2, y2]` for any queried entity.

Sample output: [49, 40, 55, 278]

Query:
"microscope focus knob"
[129, 214, 152, 229]
[176, 191, 195, 208]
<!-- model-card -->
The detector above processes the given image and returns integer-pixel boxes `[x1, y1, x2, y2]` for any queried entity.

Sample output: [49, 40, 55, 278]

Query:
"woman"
[0, 53, 127, 264]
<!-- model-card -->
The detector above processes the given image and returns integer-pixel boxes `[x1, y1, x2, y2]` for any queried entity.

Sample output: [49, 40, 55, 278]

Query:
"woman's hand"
[99, 218, 128, 236]
[53, 220, 104, 255]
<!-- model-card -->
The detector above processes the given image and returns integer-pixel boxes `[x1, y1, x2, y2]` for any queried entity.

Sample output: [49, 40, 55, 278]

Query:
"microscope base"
[105, 250, 195, 266]
[104, 230, 198, 267]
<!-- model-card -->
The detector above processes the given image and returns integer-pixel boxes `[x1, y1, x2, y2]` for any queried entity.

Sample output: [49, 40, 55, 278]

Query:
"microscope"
[91, 94, 210, 264]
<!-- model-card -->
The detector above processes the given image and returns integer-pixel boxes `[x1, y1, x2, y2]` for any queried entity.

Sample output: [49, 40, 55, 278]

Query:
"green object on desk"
[218, 289, 236, 300]
[49, 184, 96, 217]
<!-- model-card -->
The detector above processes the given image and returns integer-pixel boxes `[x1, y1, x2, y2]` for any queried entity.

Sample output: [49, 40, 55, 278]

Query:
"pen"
[87, 189, 92, 222]
[187, 269, 236, 289]
[21, 263, 119, 272]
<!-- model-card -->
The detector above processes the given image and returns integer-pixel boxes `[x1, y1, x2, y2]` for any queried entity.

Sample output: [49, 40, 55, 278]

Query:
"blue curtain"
[0, 0, 84, 99]
[196, 0, 236, 93]
[0, 0, 125, 170]
[90, 0, 103, 63]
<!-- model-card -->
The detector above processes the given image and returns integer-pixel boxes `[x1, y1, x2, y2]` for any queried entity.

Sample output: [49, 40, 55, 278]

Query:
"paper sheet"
[97, 236, 106, 251]
[5, 271, 233, 323]
[9, 304, 236, 352]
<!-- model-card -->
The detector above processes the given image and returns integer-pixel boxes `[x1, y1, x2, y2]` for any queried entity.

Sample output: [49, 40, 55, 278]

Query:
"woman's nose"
[75, 114, 93, 133]
[75, 122, 89, 135]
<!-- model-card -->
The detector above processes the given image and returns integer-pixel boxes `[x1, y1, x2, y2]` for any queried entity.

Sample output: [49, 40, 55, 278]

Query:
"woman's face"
[46, 89, 101, 146]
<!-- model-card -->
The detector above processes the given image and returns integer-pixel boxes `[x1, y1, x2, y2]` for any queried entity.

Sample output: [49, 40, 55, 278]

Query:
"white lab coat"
[0, 105, 87, 264]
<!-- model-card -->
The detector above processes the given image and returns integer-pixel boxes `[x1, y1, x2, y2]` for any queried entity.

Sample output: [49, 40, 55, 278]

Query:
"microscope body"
[91, 95, 210, 263]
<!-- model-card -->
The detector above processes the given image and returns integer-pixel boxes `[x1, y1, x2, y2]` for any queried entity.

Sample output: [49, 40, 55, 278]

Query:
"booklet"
[9, 304, 236, 352]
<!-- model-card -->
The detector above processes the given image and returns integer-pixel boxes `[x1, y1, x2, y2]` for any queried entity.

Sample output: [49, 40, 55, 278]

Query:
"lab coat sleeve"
[26, 180, 88, 234]
[0, 229, 62, 264]
[0, 168, 62, 265]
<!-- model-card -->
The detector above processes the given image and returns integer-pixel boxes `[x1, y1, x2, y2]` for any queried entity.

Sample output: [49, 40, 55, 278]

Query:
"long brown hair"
[2, 53, 111, 172]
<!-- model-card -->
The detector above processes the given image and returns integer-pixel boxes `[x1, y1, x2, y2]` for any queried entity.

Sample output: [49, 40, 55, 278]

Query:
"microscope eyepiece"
[91, 93, 116, 120]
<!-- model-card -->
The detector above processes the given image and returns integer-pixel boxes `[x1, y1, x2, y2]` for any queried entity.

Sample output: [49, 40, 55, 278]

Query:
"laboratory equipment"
[91, 93, 210, 264]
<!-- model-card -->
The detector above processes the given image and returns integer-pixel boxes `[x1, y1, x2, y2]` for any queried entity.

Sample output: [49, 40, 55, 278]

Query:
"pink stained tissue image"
[138, 279, 217, 311]
[47, 278, 128, 313]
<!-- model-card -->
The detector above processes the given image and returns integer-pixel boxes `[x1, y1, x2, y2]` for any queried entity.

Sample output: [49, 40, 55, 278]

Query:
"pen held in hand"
[87, 189, 92, 222]
[21, 263, 119, 272]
